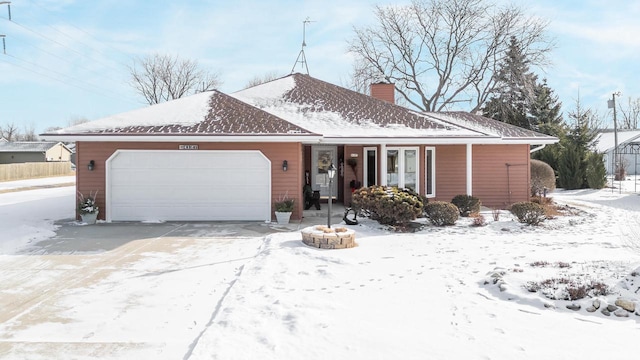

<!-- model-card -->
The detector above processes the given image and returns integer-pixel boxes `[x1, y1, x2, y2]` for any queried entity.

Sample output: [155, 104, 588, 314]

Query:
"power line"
[1, 52, 138, 105]
[1, 17, 123, 74]
[25, 0, 133, 68]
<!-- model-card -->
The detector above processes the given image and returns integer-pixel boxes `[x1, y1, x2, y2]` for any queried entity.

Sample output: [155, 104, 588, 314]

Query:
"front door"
[311, 146, 338, 199]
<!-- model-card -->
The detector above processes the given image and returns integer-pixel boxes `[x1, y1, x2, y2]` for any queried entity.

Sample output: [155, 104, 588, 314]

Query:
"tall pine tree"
[530, 79, 566, 172]
[483, 36, 538, 130]
[556, 98, 599, 189]
[530, 79, 563, 134]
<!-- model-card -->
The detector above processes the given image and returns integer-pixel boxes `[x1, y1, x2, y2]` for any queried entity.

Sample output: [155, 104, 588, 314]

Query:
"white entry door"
[106, 150, 271, 222]
[311, 146, 337, 198]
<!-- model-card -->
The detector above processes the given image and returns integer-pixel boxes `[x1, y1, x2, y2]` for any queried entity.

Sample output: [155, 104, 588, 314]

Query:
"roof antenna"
[291, 17, 314, 75]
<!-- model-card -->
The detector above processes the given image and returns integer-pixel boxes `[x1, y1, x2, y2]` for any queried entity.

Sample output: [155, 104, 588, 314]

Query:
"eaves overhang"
[40, 133, 323, 143]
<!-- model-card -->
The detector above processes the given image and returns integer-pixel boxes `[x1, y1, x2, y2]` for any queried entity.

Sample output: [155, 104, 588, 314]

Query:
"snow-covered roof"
[593, 130, 640, 153]
[0, 141, 66, 153]
[48, 90, 316, 138]
[233, 74, 481, 139]
[42, 73, 557, 145]
[424, 112, 556, 140]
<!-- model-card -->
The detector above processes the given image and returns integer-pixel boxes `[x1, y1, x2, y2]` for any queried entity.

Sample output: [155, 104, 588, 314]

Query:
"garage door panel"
[111, 185, 269, 204]
[108, 150, 271, 221]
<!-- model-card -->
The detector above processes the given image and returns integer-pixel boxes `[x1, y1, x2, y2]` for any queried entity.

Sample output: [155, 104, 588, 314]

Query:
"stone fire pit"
[301, 225, 356, 249]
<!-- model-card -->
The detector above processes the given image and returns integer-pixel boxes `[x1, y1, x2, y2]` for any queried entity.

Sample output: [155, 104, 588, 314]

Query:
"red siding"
[433, 145, 467, 203]
[472, 144, 530, 208]
[76, 142, 303, 221]
[343, 145, 364, 206]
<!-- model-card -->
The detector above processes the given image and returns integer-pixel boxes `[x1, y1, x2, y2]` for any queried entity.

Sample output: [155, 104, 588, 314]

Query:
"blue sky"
[1, 0, 639, 134]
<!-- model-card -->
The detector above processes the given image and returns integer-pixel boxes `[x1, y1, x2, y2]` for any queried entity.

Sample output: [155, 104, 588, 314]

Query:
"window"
[363, 147, 377, 187]
[425, 147, 435, 197]
[386, 147, 419, 192]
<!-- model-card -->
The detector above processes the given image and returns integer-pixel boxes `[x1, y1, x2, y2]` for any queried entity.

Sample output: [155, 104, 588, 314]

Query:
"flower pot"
[275, 211, 292, 225]
[81, 212, 98, 225]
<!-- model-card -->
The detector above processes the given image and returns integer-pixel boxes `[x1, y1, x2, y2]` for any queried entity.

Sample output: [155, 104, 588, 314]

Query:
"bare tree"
[129, 53, 222, 105]
[68, 116, 90, 127]
[244, 71, 282, 88]
[349, 0, 553, 112]
[20, 123, 38, 141]
[618, 97, 640, 129]
[0, 123, 21, 141]
[342, 59, 382, 95]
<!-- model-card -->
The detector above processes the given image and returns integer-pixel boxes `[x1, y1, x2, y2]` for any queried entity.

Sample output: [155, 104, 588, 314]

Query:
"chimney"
[370, 82, 395, 104]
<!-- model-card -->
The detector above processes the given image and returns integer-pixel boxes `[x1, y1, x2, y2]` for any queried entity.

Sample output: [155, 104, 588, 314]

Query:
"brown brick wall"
[370, 83, 395, 104]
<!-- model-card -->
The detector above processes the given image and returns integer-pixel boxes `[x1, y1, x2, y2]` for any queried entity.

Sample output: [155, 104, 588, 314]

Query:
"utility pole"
[608, 91, 622, 190]
[0, 1, 11, 20]
[0, 1, 10, 54]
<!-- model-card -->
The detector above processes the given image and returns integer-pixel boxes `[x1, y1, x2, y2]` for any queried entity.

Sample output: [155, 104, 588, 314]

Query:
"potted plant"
[274, 196, 294, 224]
[78, 191, 99, 224]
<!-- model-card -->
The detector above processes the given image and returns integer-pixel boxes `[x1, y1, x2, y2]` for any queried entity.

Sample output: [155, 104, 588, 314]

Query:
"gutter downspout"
[530, 144, 546, 154]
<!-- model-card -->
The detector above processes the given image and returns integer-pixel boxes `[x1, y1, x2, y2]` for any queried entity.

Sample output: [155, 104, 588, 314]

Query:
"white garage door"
[106, 150, 271, 222]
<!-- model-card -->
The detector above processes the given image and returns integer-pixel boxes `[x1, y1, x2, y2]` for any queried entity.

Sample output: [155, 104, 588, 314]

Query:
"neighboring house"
[593, 130, 640, 175]
[42, 73, 557, 222]
[0, 141, 72, 164]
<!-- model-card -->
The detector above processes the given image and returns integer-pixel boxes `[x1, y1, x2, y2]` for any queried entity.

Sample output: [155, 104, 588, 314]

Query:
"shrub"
[424, 201, 459, 226]
[451, 195, 481, 217]
[530, 159, 556, 196]
[585, 152, 607, 189]
[274, 199, 294, 212]
[351, 185, 423, 226]
[510, 201, 546, 225]
[472, 214, 486, 227]
[524, 278, 610, 301]
[491, 208, 500, 221]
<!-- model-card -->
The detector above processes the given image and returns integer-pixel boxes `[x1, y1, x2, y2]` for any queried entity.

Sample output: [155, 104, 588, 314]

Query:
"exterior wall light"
[282, 160, 288, 172]
[88, 160, 95, 171]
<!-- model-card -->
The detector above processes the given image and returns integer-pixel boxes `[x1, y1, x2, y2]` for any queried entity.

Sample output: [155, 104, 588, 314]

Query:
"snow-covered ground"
[1, 176, 640, 359]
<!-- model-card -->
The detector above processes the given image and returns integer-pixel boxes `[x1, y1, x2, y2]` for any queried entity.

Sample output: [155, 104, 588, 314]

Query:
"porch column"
[466, 144, 473, 195]
[380, 143, 387, 186]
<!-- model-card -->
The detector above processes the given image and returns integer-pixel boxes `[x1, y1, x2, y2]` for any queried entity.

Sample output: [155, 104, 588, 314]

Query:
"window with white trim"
[386, 147, 419, 192]
[425, 147, 435, 197]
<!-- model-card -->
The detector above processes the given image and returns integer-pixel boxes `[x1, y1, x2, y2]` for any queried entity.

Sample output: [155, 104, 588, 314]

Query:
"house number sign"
[179, 145, 198, 150]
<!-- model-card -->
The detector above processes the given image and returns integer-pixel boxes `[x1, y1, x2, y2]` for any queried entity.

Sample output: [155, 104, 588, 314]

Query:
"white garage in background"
[106, 150, 271, 222]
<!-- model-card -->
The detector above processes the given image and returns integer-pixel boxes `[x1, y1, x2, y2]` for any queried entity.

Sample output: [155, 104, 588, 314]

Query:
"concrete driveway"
[0, 220, 298, 359]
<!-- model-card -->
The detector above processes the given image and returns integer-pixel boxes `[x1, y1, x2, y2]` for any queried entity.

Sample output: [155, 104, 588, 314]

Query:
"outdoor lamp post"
[327, 163, 336, 228]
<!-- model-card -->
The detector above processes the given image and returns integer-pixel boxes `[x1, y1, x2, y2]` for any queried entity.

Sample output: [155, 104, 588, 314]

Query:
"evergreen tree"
[558, 143, 584, 189]
[556, 98, 600, 189]
[483, 36, 538, 130]
[586, 152, 607, 189]
[530, 80, 566, 172]
[530, 79, 563, 134]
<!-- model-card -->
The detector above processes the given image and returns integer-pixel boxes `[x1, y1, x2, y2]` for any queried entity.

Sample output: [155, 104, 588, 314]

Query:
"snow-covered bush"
[524, 278, 610, 301]
[351, 185, 423, 226]
[78, 191, 99, 215]
[424, 201, 459, 226]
